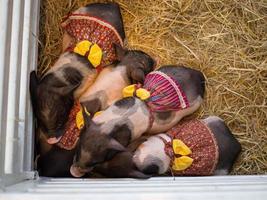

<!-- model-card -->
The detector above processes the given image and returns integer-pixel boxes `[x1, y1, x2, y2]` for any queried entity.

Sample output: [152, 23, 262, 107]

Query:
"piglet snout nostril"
[143, 164, 159, 175]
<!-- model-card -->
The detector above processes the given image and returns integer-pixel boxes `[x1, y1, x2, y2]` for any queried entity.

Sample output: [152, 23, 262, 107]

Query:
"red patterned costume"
[160, 119, 219, 175]
[61, 13, 123, 69]
[57, 102, 81, 150]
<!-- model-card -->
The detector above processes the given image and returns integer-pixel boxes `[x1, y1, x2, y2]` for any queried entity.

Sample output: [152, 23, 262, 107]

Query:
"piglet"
[133, 116, 241, 176]
[74, 137, 150, 178]
[35, 128, 76, 177]
[78, 45, 155, 115]
[52, 46, 154, 151]
[70, 65, 206, 177]
[30, 2, 125, 143]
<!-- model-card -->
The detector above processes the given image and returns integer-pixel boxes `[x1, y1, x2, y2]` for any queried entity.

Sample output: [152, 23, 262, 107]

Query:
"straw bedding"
[38, 0, 267, 174]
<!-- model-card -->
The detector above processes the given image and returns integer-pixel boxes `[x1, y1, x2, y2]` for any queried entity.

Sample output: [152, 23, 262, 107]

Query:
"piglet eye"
[87, 160, 101, 167]
[105, 150, 118, 161]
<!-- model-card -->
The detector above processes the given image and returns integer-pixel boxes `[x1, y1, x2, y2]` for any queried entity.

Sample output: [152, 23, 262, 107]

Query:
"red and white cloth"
[61, 13, 124, 68]
[57, 101, 81, 150]
[162, 119, 219, 176]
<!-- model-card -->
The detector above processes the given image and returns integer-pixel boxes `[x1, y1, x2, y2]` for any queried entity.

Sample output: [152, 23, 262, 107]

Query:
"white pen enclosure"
[0, 0, 266, 200]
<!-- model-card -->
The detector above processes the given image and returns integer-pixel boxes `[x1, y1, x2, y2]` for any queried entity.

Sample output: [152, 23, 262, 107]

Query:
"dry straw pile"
[38, 0, 267, 174]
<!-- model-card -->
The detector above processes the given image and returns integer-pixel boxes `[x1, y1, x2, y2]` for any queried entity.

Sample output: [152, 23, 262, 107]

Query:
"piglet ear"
[29, 71, 39, 97]
[113, 43, 127, 61]
[129, 170, 151, 179]
[50, 82, 80, 96]
[129, 68, 145, 84]
[29, 71, 39, 114]
[108, 138, 126, 152]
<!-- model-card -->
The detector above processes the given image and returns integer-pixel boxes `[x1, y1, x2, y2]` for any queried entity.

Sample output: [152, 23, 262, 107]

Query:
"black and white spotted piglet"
[133, 116, 241, 176]
[70, 65, 206, 177]
[79, 45, 155, 115]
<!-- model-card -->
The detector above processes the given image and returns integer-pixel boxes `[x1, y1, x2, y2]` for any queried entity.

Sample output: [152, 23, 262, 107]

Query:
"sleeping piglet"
[89, 136, 150, 178]
[78, 45, 155, 116]
[30, 2, 125, 142]
[54, 46, 155, 150]
[70, 65, 206, 177]
[133, 116, 241, 176]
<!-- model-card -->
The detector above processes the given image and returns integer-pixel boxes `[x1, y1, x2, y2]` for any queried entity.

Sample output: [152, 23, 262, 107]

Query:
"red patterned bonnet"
[61, 13, 124, 70]
[160, 119, 219, 176]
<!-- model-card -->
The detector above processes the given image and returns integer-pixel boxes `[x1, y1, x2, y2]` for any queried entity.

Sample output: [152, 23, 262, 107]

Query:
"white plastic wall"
[0, 0, 39, 187]
[2, 176, 267, 200]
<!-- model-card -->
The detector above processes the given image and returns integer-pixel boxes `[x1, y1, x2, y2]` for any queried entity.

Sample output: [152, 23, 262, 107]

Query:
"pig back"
[202, 116, 241, 173]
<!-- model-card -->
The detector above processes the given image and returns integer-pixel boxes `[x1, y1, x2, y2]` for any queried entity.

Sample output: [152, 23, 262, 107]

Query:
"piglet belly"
[104, 73, 129, 106]
[149, 97, 203, 134]
[106, 84, 125, 106]
[80, 69, 128, 107]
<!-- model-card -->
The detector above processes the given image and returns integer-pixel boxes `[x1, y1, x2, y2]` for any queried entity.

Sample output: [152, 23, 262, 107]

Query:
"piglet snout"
[70, 165, 86, 178]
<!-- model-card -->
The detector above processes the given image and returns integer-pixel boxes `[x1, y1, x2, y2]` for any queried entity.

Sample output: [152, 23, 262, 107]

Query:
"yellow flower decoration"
[172, 156, 193, 171]
[88, 44, 102, 67]
[76, 109, 84, 130]
[136, 88, 151, 100]
[171, 139, 194, 171]
[94, 111, 103, 117]
[74, 40, 92, 56]
[73, 40, 103, 68]
[122, 84, 150, 100]
[172, 139, 192, 155]
[75, 107, 91, 130]
[123, 84, 136, 98]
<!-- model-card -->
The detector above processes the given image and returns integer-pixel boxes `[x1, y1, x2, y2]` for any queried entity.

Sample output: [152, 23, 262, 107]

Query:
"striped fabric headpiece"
[143, 71, 189, 112]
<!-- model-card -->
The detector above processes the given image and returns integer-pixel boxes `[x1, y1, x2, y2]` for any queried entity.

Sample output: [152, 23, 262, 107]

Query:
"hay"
[38, 0, 267, 175]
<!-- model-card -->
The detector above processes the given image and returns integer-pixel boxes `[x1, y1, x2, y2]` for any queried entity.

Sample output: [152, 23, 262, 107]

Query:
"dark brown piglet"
[70, 65, 205, 175]
[30, 54, 93, 142]
[71, 137, 150, 178]
[35, 128, 76, 177]
[133, 116, 241, 176]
